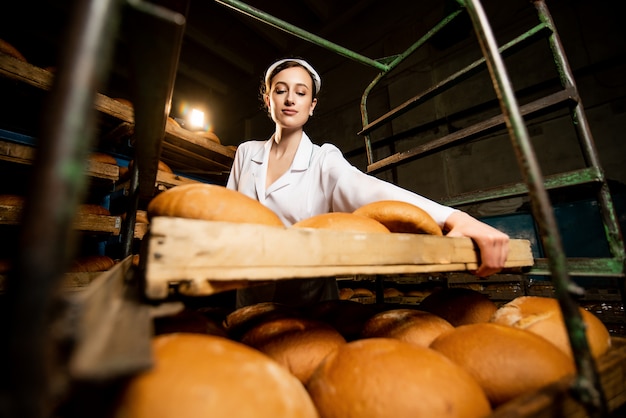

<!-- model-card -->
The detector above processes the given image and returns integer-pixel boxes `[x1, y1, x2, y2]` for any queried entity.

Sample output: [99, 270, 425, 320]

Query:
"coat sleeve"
[319, 144, 457, 227]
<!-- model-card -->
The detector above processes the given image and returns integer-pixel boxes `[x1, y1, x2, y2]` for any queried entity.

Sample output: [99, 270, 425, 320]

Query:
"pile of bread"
[114, 290, 612, 418]
[109, 184, 614, 417]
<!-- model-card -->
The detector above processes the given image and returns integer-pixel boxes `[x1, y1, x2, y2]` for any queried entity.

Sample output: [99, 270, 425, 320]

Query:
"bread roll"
[224, 302, 302, 340]
[241, 317, 346, 384]
[126, 159, 173, 175]
[418, 287, 497, 326]
[430, 322, 575, 406]
[147, 184, 284, 226]
[0, 39, 27, 62]
[306, 300, 377, 341]
[361, 309, 454, 347]
[88, 152, 118, 165]
[353, 200, 442, 235]
[291, 212, 390, 233]
[383, 287, 403, 298]
[114, 333, 319, 418]
[77, 204, 111, 216]
[0, 194, 25, 206]
[69, 255, 115, 273]
[490, 296, 611, 360]
[195, 130, 221, 145]
[338, 287, 354, 300]
[154, 309, 228, 338]
[307, 338, 491, 418]
[352, 287, 374, 298]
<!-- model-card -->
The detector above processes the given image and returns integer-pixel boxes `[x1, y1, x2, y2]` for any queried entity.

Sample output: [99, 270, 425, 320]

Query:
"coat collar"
[253, 132, 313, 197]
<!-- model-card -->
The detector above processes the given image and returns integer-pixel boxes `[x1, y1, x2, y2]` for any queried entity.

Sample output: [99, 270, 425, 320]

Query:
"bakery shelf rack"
[0, 0, 624, 417]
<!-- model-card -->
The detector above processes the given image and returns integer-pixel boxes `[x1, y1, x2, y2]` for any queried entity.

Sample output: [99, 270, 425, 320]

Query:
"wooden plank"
[143, 217, 533, 298]
[489, 337, 626, 417]
[0, 204, 121, 234]
[0, 140, 119, 181]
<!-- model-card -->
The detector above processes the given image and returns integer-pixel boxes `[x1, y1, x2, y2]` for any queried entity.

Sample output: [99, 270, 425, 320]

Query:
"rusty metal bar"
[463, 0, 607, 415]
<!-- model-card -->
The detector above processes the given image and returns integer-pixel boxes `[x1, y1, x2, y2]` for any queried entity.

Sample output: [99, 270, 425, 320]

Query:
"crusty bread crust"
[353, 200, 442, 235]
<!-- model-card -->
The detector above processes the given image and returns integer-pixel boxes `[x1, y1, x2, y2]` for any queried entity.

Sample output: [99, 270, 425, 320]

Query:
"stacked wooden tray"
[142, 216, 534, 299]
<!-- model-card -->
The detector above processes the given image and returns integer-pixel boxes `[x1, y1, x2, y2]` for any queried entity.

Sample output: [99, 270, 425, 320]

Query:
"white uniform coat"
[226, 133, 458, 308]
[226, 132, 456, 227]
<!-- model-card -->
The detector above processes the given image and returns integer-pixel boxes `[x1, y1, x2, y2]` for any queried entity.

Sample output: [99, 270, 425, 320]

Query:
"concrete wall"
[302, 0, 625, 216]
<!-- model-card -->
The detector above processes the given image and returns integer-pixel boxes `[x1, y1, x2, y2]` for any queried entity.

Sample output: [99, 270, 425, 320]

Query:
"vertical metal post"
[1, 0, 124, 417]
[463, 0, 607, 415]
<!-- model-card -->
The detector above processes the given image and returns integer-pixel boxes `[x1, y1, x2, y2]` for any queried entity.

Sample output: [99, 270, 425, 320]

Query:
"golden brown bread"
[383, 287, 403, 298]
[353, 200, 442, 235]
[69, 255, 115, 273]
[241, 317, 346, 384]
[351, 287, 374, 298]
[418, 287, 497, 326]
[153, 309, 228, 338]
[195, 130, 221, 145]
[307, 338, 491, 418]
[338, 287, 354, 300]
[147, 184, 284, 226]
[361, 309, 454, 347]
[0, 39, 27, 62]
[291, 212, 390, 233]
[224, 302, 302, 340]
[114, 333, 319, 418]
[77, 204, 111, 216]
[88, 152, 118, 165]
[0, 194, 25, 206]
[306, 300, 378, 342]
[430, 322, 575, 406]
[490, 296, 611, 360]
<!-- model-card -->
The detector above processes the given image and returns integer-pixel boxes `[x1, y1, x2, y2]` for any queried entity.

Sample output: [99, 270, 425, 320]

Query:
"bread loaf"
[0, 194, 25, 206]
[338, 287, 354, 300]
[306, 300, 377, 341]
[307, 338, 491, 418]
[291, 212, 390, 233]
[418, 287, 497, 326]
[361, 309, 454, 347]
[224, 302, 302, 340]
[353, 200, 442, 235]
[0, 39, 27, 62]
[147, 184, 284, 226]
[77, 204, 111, 216]
[88, 152, 118, 166]
[69, 255, 115, 273]
[154, 309, 228, 338]
[430, 322, 575, 406]
[241, 317, 346, 384]
[114, 333, 319, 418]
[195, 130, 221, 145]
[490, 296, 611, 360]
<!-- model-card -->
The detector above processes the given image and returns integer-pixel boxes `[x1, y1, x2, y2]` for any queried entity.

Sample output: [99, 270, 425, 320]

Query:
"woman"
[227, 58, 509, 308]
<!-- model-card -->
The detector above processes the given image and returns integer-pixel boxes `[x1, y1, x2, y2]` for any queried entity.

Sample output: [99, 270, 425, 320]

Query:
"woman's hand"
[444, 211, 510, 277]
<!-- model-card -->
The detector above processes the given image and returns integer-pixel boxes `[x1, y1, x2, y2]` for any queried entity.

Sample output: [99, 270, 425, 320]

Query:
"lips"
[282, 109, 297, 116]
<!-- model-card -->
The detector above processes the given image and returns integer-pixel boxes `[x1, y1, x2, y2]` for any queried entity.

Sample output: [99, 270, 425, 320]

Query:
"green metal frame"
[215, 0, 626, 414]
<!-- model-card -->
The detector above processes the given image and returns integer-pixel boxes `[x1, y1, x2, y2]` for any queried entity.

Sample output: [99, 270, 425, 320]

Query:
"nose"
[284, 92, 295, 105]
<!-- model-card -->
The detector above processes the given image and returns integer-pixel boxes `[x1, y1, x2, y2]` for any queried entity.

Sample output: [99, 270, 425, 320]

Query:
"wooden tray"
[143, 216, 534, 299]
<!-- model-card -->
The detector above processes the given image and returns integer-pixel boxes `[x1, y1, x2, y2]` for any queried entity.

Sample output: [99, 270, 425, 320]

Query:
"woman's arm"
[444, 211, 510, 277]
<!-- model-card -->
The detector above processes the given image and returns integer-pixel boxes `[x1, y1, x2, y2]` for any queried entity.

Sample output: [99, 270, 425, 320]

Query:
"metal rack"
[215, 0, 624, 415]
[1, 0, 623, 417]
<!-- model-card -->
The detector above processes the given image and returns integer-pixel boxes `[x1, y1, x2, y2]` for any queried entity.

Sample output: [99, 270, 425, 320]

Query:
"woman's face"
[265, 66, 317, 130]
